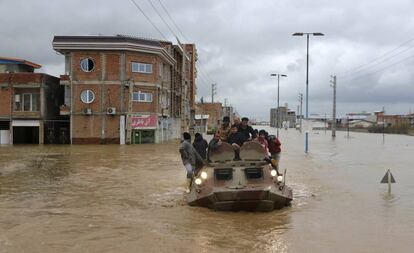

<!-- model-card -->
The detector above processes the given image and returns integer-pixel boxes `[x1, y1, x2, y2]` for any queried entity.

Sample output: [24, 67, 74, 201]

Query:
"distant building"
[0, 57, 67, 144]
[270, 106, 296, 128]
[52, 35, 197, 144]
[409, 113, 414, 127]
[342, 112, 376, 128]
[375, 111, 410, 127]
[195, 102, 223, 131]
[194, 114, 209, 133]
[222, 105, 235, 123]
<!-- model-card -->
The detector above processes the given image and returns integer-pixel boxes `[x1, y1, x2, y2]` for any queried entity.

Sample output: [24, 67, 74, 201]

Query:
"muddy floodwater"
[1, 128, 414, 253]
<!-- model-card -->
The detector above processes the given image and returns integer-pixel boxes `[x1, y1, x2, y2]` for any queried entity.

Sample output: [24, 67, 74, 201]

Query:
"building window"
[80, 90, 95, 104]
[80, 58, 95, 72]
[132, 62, 152, 74]
[132, 91, 153, 102]
[14, 93, 40, 112]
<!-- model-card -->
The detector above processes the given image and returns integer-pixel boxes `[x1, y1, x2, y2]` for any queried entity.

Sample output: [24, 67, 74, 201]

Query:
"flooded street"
[1, 128, 414, 253]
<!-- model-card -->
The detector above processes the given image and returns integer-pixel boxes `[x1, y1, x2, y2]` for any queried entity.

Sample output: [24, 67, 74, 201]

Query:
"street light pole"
[330, 75, 337, 138]
[270, 73, 287, 138]
[292, 32, 324, 153]
[306, 34, 309, 119]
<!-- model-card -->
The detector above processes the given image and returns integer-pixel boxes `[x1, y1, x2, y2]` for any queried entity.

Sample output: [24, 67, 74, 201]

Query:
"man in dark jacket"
[193, 132, 208, 160]
[179, 132, 204, 193]
[227, 124, 246, 160]
[227, 124, 246, 147]
[238, 117, 257, 141]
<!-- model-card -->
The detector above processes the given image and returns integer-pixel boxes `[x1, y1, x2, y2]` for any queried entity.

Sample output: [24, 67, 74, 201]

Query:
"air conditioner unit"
[107, 107, 116, 115]
[83, 108, 92, 115]
[15, 94, 20, 103]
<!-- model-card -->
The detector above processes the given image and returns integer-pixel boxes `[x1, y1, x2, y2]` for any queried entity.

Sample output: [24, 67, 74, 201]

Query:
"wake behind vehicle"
[187, 141, 293, 211]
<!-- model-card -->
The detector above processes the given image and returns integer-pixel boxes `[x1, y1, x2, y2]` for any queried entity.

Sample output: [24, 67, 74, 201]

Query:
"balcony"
[60, 75, 70, 86]
[60, 104, 70, 115]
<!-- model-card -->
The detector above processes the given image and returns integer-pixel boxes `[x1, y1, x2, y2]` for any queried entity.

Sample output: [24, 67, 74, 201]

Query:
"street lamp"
[292, 32, 324, 119]
[293, 32, 324, 153]
[270, 73, 287, 138]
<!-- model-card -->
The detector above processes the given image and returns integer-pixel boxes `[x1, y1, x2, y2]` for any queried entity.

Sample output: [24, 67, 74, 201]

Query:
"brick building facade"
[53, 35, 197, 144]
[0, 57, 67, 144]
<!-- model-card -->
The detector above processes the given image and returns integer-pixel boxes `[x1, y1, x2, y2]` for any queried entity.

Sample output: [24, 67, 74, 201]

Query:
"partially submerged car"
[187, 141, 293, 211]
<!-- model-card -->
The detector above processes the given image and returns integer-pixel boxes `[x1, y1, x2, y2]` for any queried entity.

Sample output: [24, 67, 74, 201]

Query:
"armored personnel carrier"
[187, 141, 293, 211]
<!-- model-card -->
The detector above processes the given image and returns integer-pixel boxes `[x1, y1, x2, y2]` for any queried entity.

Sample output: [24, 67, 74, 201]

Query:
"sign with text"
[131, 115, 157, 129]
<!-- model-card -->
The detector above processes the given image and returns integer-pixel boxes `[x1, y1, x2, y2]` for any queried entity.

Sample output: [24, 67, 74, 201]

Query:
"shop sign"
[131, 115, 157, 129]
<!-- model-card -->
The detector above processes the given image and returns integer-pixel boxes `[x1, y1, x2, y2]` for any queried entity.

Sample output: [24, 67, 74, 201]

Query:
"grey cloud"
[1, 0, 414, 120]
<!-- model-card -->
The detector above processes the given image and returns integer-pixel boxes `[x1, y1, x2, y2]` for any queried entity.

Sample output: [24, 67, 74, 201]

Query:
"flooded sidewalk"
[1, 129, 414, 252]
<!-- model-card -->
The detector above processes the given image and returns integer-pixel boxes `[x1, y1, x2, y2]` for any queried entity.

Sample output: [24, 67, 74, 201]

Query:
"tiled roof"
[0, 57, 41, 69]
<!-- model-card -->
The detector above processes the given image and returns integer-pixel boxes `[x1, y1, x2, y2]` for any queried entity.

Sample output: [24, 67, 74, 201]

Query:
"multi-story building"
[185, 44, 197, 133]
[270, 106, 296, 128]
[0, 57, 67, 144]
[52, 35, 196, 144]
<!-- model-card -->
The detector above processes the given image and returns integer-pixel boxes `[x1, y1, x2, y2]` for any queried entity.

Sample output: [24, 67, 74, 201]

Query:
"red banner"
[131, 115, 157, 129]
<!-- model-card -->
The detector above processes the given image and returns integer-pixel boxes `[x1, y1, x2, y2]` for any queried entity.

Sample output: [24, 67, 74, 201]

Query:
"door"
[133, 130, 141, 144]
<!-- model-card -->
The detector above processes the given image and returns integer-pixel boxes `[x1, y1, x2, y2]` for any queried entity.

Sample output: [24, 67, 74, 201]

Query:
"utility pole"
[297, 105, 300, 130]
[211, 83, 217, 103]
[270, 73, 287, 138]
[126, 79, 134, 144]
[298, 93, 303, 133]
[382, 106, 385, 144]
[200, 97, 204, 134]
[330, 75, 336, 138]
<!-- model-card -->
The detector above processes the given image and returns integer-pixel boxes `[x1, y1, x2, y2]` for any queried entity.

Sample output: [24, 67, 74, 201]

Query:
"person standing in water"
[179, 132, 204, 193]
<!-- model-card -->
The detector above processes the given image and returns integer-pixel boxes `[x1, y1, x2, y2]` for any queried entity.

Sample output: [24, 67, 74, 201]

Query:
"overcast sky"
[1, 0, 414, 120]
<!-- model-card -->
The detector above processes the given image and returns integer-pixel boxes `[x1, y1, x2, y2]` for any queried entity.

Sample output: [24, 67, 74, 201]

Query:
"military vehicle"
[187, 141, 293, 211]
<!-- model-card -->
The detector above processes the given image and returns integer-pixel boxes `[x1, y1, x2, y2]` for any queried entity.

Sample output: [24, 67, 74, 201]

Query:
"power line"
[129, 0, 167, 40]
[339, 36, 414, 77]
[159, 0, 217, 90]
[343, 53, 414, 83]
[147, 0, 178, 39]
[157, 0, 191, 43]
[341, 43, 414, 79]
[156, 0, 216, 85]
[131, 0, 216, 93]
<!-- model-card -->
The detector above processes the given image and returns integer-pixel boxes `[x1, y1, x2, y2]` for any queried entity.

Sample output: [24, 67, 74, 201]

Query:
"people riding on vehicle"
[256, 129, 269, 155]
[267, 134, 281, 162]
[218, 116, 231, 142]
[193, 132, 208, 160]
[227, 124, 246, 148]
[179, 132, 204, 193]
[252, 129, 259, 141]
[227, 124, 246, 160]
[238, 117, 257, 141]
[207, 131, 222, 162]
[233, 117, 241, 128]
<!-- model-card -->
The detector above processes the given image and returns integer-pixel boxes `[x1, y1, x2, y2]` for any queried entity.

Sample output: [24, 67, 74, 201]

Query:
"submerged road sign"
[380, 169, 396, 183]
[380, 169, 396, 194]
